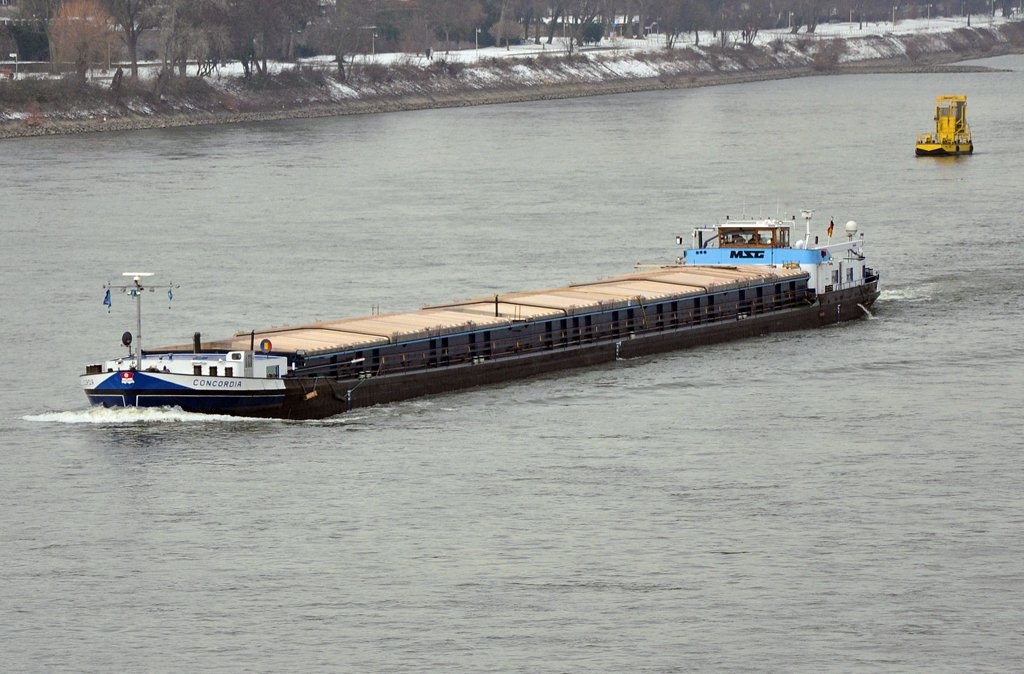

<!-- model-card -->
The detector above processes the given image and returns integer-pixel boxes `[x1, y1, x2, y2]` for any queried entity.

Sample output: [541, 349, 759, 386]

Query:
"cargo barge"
[81, 212, 879, 419]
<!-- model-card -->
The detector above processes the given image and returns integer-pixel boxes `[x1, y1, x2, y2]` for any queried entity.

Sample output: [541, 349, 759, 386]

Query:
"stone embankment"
[2, 23, 1021, 139]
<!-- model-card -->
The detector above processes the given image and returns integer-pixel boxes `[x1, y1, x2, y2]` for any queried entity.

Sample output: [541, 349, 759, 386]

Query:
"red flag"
[827, 219, 835, 237]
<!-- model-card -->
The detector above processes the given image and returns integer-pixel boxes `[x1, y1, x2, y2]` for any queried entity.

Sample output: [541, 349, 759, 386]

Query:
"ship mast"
[801, 209, 814, 245]
[103, 272, 176, 370]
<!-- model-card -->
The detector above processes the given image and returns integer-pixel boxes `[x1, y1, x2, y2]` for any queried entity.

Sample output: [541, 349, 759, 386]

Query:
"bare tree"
[686, 0, 710, 44]
[796, 0, 820, 33]
[102, 0, 157, 77]
[50, 0, 116, 80]
[509, 0, 539, 43]
[490, 0, 514, 49]
[0, 25, 17, 58]
[307, 0, 380, 80]
[189, 0, 231, 77]
[17, 0, 64, 70]
[633, 0, 650, 40]
[707, 0, 735, 46]
[227, 0, 316, 77]
[423, 0, 484, 53]
[652, 0, 687, 48]
[736, 0, 770, 44]
[563, 0, 607, 53]
[545, 3, 564, 45]
[154, 0, 193, 79]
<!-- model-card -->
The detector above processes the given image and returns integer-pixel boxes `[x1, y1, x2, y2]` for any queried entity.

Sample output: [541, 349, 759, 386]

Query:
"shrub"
[999, 21, 1024, 47]
[272, 67, 311, 88]
[974, 27, 997, 52]
[904, 37, 925, 62]
[0, 76, 100, 106]
[949, 26, 996, 54]
[812, 39, 847, 71]
[241, 72, 280, 90]
[163, 76, 215, 98]
[426, 59, 464, 78]
[582, 22, 605, 45]
[362, 62, 390, 84]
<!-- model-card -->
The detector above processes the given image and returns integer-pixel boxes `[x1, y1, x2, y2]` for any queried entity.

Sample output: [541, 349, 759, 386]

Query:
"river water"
[3, 55, 1023, 671]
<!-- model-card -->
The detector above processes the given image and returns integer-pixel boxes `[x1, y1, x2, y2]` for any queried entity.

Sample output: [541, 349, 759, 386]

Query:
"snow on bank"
[229, 16, 1022, 96]
[264, 17, 1019, 99]
[1, 17, 1021, 128]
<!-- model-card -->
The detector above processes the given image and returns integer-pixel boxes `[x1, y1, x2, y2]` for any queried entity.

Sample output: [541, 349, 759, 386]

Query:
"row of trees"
[14, 0, 321, 80]
[8, 0, 1016, 82]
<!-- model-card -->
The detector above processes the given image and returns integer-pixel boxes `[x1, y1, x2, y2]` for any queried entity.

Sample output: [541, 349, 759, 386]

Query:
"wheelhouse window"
[719, 227, 788, 248]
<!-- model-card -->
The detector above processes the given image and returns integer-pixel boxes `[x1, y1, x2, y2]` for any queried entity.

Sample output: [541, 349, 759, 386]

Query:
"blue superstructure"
[685, 247, 830, 265]
[678, 212, 871, 295]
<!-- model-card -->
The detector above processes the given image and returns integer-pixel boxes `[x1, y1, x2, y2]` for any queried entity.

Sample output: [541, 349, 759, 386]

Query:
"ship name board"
[194, 379, 244, 388]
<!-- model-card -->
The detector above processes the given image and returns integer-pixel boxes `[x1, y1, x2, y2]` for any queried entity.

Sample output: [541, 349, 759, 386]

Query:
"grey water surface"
[3, 55, 1023, 672]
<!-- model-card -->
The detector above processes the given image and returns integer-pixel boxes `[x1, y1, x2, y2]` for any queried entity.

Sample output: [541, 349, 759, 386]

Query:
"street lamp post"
[361, 25, 378, 58]
[475, 27, 480, 58]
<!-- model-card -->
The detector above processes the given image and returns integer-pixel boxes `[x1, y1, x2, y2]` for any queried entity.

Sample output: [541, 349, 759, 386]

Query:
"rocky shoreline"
[1, 33, 1021, 140]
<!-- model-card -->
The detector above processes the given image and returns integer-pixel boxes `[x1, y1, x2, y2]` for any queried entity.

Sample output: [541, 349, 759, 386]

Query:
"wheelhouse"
[717, 225, 791, 248]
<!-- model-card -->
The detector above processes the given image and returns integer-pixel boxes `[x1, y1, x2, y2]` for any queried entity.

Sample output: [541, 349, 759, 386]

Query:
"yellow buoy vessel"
[916, 95, 973, 156]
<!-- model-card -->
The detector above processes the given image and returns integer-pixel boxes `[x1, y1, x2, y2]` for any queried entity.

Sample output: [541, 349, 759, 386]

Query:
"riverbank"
[2, 20, 1021, 139]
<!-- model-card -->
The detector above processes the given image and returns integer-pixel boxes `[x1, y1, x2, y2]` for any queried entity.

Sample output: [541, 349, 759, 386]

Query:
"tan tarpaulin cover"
[165, 265, 806, 356]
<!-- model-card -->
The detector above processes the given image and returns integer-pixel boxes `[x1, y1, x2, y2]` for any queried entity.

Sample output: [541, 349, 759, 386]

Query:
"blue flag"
[103, 288, 111, 312]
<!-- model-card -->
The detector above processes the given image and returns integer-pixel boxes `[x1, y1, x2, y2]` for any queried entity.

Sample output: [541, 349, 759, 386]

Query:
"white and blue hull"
[80, 370, 287, 413]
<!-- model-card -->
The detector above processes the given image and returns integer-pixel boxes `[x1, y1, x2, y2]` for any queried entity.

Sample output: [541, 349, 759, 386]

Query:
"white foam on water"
[304, 414, 370, 426]
[23, 406, 272, 425]
[879, 286, 933, 303]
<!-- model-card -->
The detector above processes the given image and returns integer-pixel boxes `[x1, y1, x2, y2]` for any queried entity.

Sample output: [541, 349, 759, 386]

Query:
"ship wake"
[878, 286, 933, 303]
[23, 407, 275, 425]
